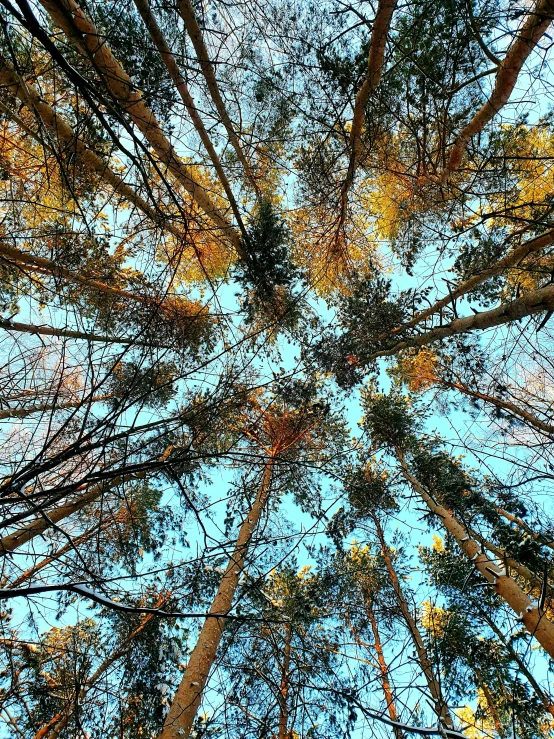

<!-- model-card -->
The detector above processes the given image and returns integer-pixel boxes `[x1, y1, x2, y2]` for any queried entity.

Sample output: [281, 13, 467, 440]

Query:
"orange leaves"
[345, 354, 360, 366]
[289, 204, 379, 296]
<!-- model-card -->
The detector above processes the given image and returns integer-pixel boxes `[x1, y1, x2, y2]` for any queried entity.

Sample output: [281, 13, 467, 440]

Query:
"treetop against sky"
[0, 0, 554, 737]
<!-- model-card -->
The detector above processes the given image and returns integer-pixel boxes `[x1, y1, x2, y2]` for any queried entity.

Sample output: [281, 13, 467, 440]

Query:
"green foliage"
[108, 611, 186, 737]
[1, 0, 554, 735]
[345, 463, 397, 516]
[219, 564, 354, 739]
[419, 536, 477, 595]
[313, 277, 426, 387]
[361, 389, 419, 448]
[453, 230, 508, 304]
[411, 445, 481, 513]
[106, 359, 178, 410]
[420, 539, 551, 739]
[90, 2, 178, 121]
[235, 200, 301, 326]
[251, 69, 295, 143]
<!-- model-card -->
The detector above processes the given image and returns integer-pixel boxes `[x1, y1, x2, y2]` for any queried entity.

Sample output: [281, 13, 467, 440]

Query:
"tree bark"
[396, 448, 554, 659]
[441, 378, 554, 437]
[371, 283, 554, 360]
[0, 64, 183, 240]
[371, 514, 455, 730]
[379, 228, 554, 340]
[447, 0, 554, 175]
[39, 0, 241, 248]
[159, 460, 274, 739]
[346, 0, 397, 164]
[175, 0, 259, 195]
[0, 395, 109, 421]
[0, 318, 156, 347]
[365, 597, 404, 739]
[131, 0, 246, 240]
[0, 473, 142, 556]
[338, 0, 397, 225]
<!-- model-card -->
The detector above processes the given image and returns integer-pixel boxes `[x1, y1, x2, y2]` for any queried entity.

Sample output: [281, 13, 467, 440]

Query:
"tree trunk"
[396, 448, 554, 659]
[371, 514, 455, 730]
[0, 473, 142, 555]
[0, 318, 161, 347]
[379, 227, 554, 339]
[159, 461, 274, 739]
[0, 65, 182, 239]
[4, 520, 106, 588]
[0, 395, 109, 421]
[441, 378, 554, 436]
[175, 0, 258, 195]
[278, 623, 292, 739]
[131, 0, 246, 239]
[365, 597, 404, 739]
[32, 713, 63, 739]
[39, 0, 240, 248]
[340, 0, 397, 213]
[447, 0, 554, 175]
[467, 527, 552, 594]
[371, 283, 554, 360]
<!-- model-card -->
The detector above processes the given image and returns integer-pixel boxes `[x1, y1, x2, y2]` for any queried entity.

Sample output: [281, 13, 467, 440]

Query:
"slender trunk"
[0, 242, 208, 325]
[371, 514, 455, 730]
[132, 0, 246, 238]
[371, 283, 554, 361]
[0, 318, 160, 347]
[160, 461, 274, 739]
[278, 623, 292, 739]
[39, 0, 240, 247]
[0, 472, 142, 555]
[396, 448, 554, 659]
[339, 0, 397, 222]
[379, 228, 554, 339]
[478, 608, 554, 717]
[474, 674, 503, 734]
[0, 65, 182, 239]
[0, 416, 189, 511]
[447, 0, 554, 175]
[4, 520, 106, 588]
[365, 597, 404, 739]
[0, 395, 109, 421]
[441, 379, 554, 436]
[32, 713, 63, 739]
[0, 241, 144, 304]
[175, 0, 259, 195]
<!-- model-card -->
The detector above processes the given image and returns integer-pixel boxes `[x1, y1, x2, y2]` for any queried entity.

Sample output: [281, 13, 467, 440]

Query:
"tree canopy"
[1, 0, 554, 737]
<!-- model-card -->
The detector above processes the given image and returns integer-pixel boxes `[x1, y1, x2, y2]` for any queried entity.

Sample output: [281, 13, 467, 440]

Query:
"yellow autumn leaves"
[392, 347, 440, 393]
